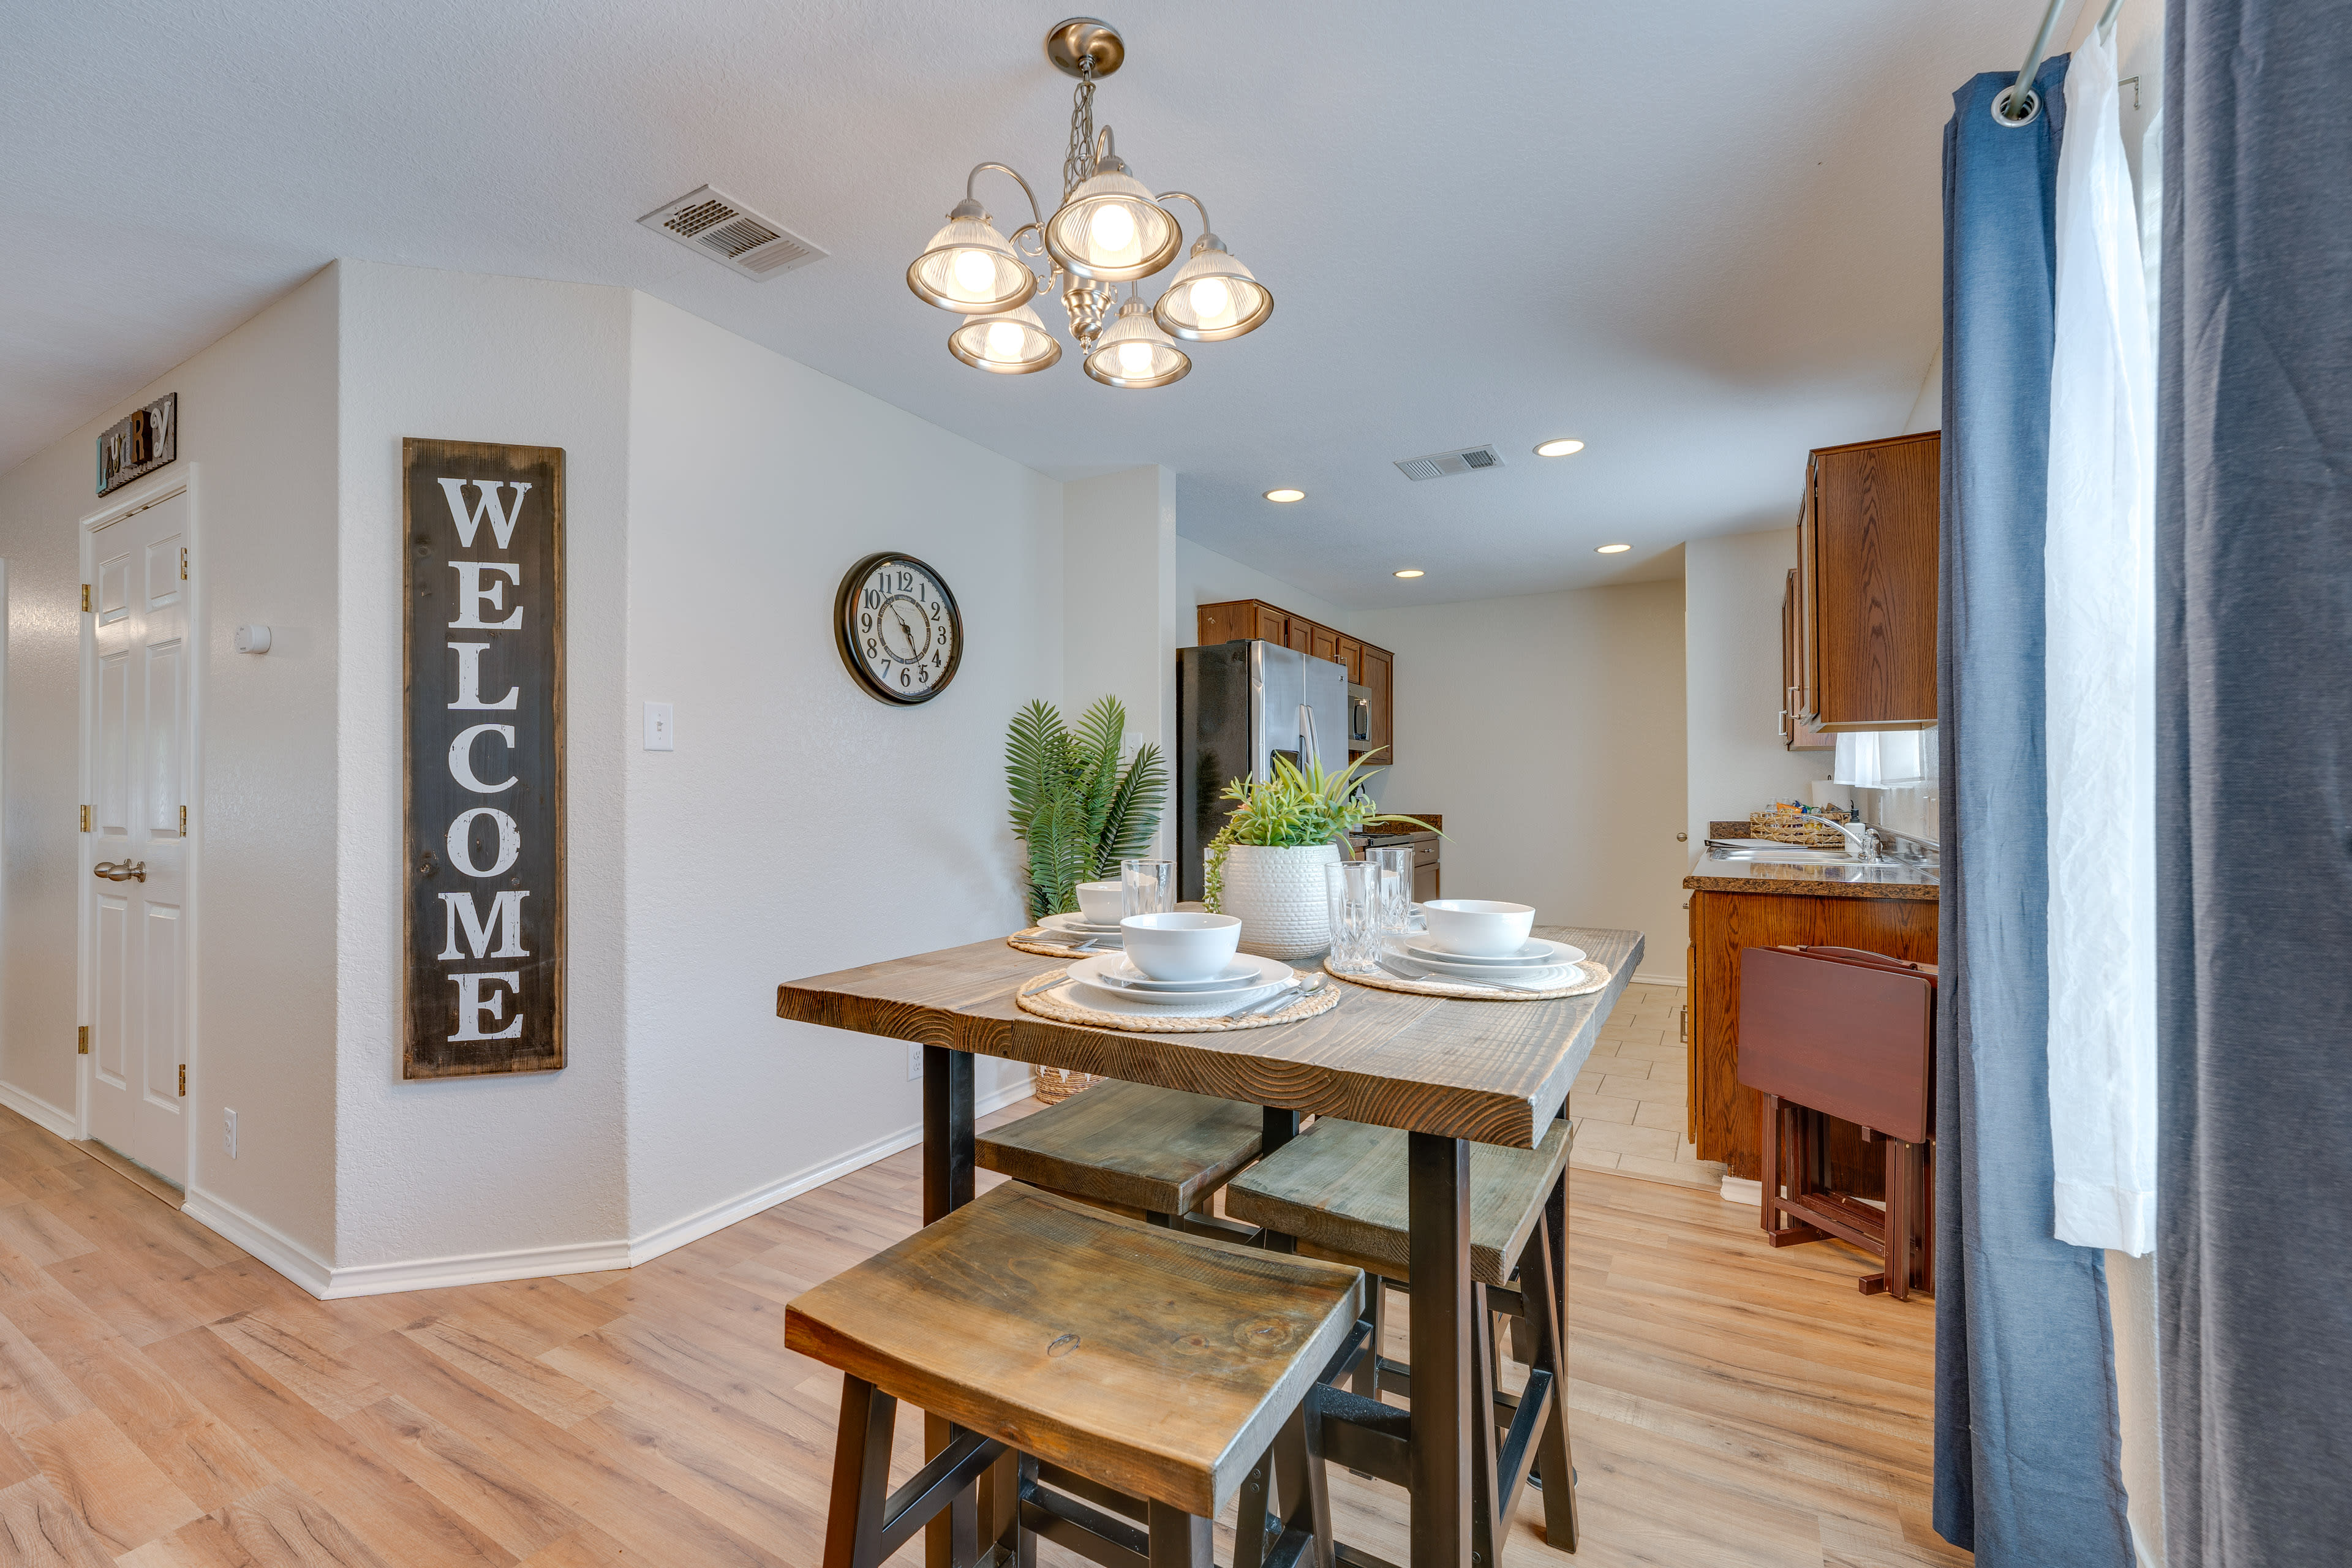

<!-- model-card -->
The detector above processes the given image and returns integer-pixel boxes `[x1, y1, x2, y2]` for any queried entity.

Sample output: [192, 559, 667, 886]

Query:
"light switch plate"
[643, 701, 674, 751]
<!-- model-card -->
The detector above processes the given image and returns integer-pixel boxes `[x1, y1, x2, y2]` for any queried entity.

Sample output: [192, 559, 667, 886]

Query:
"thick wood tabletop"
[777, 925, 1643, 1149]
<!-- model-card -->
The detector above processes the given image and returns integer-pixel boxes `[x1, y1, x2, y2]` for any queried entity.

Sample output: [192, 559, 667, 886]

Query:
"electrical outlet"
[907, 1042, 924, 1081]
[222, 1107, 238, 1158]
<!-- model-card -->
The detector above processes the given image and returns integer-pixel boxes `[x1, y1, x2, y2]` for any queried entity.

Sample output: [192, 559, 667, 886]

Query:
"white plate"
[1380, 935, 1580, 982]
[1064, 952, 1292, 1008]
[1401, 937, 1587, 968]
[1038, 911, 1123, 941]
[1090, 957, 1264, 993]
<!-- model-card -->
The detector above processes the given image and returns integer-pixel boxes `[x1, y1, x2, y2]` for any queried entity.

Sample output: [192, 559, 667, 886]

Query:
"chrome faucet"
[1812, 816, 1882, 862]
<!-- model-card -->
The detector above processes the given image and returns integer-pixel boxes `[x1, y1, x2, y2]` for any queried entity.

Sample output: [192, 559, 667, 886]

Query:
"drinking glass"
[1368, 846, 1417, 933]
[1121, 859, 1175, 918]
[1324, 861, 1381, 973]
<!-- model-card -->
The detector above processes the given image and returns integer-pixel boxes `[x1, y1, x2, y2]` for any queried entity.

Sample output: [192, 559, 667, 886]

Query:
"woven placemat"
[1008, 928, 1117, 960]
[1324, 957, 1612, 1001]
[1014, 971, 1340, 1033]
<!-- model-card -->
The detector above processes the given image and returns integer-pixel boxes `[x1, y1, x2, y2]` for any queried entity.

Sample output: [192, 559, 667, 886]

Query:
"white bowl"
[1119, 912, 1243, 982]
[1420, 899, 1536, 958]
[1076, 880, 1125, 924]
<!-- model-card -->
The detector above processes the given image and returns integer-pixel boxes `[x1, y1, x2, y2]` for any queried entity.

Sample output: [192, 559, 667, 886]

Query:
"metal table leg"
[1408, 1132, 1472, 1568]
[924, 1046, 978, 1568]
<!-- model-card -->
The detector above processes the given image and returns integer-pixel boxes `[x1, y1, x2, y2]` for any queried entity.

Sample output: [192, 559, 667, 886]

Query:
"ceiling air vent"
[637, 185, 826, 281]
[1393, 443, 1505, 481]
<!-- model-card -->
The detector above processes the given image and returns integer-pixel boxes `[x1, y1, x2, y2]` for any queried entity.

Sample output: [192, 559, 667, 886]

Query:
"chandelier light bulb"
[907, 201, 1038, 314]
[1189, 276, 1231, 320]
[1152, 236, 1273, 342]
[983, 320, 1028, 362]
[952, 248, 999, 295]
[948, 303, 1060, 375]
[1116, 340, 1155, 375]
[1083, 298, 1190, 388]
[1090, 202, 1137, 254]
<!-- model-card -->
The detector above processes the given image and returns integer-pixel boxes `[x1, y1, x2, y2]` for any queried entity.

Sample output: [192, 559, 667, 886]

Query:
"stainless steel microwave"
[1346, 684, 1373, 746]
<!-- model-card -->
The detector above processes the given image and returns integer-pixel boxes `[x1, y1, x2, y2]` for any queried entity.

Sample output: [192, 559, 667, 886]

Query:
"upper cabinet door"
[1254, 603, 1288, 644]
[1310, 623, 1340, 665]
[1784, 570, 1836, 751]
[1335, 635, 1364, 685]
[1362, 645, 1393, 764]
[1283, 616, 1313, 654]
[1804, 431, 1940, 730]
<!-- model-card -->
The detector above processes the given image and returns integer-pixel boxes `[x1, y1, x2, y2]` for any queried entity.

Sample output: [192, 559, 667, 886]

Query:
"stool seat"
[785, 1181, 1361, 1518]
[1225, 1117, 1572, 1285]
[977, 1082, 1262, 1219]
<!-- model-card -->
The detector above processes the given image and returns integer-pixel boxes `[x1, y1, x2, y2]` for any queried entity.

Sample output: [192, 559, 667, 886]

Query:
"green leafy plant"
[1203, 749, 1436, 911]
[1005, 696, 1167, 919]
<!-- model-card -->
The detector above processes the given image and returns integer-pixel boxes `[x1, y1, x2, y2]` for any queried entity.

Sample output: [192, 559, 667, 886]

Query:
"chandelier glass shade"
[903, 19, 1267, 391]
[1043, 160, 1181, 281]
[949, 304, 1061, 374]
[1082, 298, 1190, 388]
[1152, 238, 1273, 341]
[906, 205, 1039, 313]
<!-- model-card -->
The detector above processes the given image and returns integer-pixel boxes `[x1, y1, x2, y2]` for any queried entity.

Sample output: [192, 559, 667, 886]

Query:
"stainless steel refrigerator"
[1175, 640, 1351, 902]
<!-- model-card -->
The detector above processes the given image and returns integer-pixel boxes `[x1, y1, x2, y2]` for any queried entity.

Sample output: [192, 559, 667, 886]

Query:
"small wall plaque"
[96, 394, 178, 496]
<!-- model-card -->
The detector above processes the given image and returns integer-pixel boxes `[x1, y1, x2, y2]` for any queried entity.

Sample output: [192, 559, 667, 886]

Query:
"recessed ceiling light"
[1264, 488, 1306, 503]
[1393, 568, 1425, 579]
[1535, 438, 1586, 458]
[1596, 543, 1630, 554]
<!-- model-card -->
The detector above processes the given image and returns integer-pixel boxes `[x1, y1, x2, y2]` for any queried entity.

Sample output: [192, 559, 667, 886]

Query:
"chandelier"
[905, 17, 1272, 389]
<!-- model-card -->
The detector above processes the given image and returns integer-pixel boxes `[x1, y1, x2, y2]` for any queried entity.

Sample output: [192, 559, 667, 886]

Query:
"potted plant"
[1205, 752, 1433, 959]
[1004, 696, 1167, 921]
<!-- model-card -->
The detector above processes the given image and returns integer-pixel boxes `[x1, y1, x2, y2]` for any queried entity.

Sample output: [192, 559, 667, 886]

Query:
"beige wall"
[1684, 527, 1831, 847]
[1351, 581, 1688, 982]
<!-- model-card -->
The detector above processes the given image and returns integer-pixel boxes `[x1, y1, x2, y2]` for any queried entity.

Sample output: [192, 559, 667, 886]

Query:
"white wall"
[1684, 528, 1830, 846]
[0, 268, 343, 1257]
[330, 262, 633, 1283]
[1174, 537, 1353, 646]
[1065, 468, 1175, 856]
[1352, 582, 1688, 981]
[621, 295, 1059, 1255]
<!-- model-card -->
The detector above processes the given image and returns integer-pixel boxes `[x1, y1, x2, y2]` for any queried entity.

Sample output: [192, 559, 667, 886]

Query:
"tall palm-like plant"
[1005, 696, 1167, 919]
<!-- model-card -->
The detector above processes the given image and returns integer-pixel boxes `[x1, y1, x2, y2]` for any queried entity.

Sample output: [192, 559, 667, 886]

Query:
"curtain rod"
[1999, 0, 2127, 123]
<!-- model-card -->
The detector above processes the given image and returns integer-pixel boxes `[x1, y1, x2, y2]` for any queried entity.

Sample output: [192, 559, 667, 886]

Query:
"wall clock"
[835, 552, 963, 704]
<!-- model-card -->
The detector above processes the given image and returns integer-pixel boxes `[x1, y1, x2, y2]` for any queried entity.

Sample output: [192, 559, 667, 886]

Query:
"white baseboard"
[1632, 971, 1686, 989]
[323, 1237, 634, 1298]
[0, 1080, 79, 1142]
[181, 1187, 336, 1296]
[625, 1077, 1036, 1267]
[1719, 1175, 1762, 1205]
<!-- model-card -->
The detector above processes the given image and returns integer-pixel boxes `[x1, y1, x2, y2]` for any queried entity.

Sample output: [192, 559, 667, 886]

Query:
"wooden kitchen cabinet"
[1196, 599, 1396, 765]
[1686, 884, 1937, 1191]
[1782, 570, 1836, 752]
[1794, 430, 1940, 730]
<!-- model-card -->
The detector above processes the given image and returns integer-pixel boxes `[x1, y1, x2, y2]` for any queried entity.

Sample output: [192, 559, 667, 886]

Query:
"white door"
[85, 491, 189, 1186]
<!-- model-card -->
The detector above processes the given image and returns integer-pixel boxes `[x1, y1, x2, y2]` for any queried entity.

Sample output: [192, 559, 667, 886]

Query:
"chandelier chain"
[1063, 59, 1097, 203]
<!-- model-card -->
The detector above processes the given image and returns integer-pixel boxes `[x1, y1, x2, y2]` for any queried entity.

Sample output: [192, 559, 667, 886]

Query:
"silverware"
[1219, 974, 1324, 1022]
[1018, 974, 1069, 999]
[1378, 957, 1548, 993]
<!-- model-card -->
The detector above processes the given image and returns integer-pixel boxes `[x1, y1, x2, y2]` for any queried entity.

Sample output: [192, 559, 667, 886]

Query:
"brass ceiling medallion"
[902, 17, 1272, 390]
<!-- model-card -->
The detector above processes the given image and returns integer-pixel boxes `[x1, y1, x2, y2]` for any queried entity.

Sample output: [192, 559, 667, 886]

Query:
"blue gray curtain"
[2156, 1, 2352, 1564]
[1934, 58, 2135, 1567]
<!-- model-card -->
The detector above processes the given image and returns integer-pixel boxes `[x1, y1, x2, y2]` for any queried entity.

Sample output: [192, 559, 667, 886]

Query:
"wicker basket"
[1748, 805, 1852, 848]
[1031, 1066, 1097, 1105]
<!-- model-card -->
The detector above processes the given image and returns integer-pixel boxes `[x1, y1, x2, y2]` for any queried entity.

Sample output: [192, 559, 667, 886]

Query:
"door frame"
[76, 464, 203, 1189]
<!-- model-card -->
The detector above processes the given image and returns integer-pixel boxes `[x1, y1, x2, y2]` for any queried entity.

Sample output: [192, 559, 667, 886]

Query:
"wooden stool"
[978, 1081, 1264, 1228]
[1224, 1118, 1579, 1559]
[786, 1182, 1362, 1568]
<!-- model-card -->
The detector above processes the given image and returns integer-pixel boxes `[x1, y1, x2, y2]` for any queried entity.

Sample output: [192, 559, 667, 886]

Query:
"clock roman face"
[835, 552, 963, 704]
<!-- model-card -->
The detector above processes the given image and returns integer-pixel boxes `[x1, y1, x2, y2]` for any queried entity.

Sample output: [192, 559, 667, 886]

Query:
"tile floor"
[1568, 981, 1729, 1193]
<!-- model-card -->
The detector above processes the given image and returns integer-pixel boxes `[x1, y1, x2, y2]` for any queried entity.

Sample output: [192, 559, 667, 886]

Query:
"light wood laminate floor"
[0, 1102, 1965, 1567]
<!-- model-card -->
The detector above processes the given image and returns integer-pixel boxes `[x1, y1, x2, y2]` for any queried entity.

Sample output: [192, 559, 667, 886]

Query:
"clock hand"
[890, 605, 920, 656]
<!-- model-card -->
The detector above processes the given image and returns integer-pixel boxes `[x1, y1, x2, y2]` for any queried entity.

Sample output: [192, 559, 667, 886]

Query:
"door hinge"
[178, 1065, 186, 1097]
[81, 584, 92, 612]
[180, 547, 188, 581]
[80, 805, 91, 833]
[78, 1027, 89, 1056]
[179, 805, 187, 837]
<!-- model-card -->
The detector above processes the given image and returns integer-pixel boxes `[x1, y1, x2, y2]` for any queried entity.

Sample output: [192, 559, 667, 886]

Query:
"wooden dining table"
[777, 924, 1643, 1568]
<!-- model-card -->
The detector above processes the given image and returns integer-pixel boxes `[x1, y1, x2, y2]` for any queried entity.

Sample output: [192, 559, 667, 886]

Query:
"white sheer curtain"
[2045, 22, 2157, 1256]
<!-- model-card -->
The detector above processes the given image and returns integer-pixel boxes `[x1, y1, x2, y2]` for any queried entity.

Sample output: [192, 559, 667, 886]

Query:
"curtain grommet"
[1992, 85, 2041, 126]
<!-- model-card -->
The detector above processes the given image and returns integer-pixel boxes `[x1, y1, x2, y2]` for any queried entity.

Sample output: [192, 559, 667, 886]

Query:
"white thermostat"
[235, 625, 272, 654]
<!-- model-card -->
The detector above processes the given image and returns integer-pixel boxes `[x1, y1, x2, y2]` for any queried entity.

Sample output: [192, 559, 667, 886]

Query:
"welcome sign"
[402, 439, 565, 1078]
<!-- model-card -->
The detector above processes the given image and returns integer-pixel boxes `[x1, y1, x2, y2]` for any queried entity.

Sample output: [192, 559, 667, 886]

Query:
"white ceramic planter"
[1217, 842, 1341, 959]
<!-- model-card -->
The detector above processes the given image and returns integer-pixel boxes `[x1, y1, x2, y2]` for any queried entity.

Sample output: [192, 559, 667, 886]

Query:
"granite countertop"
[1683, 848, 1940, 902]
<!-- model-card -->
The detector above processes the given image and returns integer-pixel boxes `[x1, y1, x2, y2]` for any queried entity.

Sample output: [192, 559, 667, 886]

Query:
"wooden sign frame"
[401, 439, 566, 1078]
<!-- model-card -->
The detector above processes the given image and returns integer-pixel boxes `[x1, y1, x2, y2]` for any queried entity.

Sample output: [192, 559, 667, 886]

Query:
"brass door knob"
[93, 860, 147, 883]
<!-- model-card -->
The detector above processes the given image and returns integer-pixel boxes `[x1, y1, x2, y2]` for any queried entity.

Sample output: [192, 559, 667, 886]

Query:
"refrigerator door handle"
[1299, 703, 1321, 771]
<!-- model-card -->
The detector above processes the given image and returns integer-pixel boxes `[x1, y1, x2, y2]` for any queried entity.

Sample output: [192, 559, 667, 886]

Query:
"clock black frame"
[834, 551, 964, 706]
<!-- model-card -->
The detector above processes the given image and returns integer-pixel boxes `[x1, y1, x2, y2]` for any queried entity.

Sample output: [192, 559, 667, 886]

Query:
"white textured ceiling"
[2, 1, 2022, 606]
